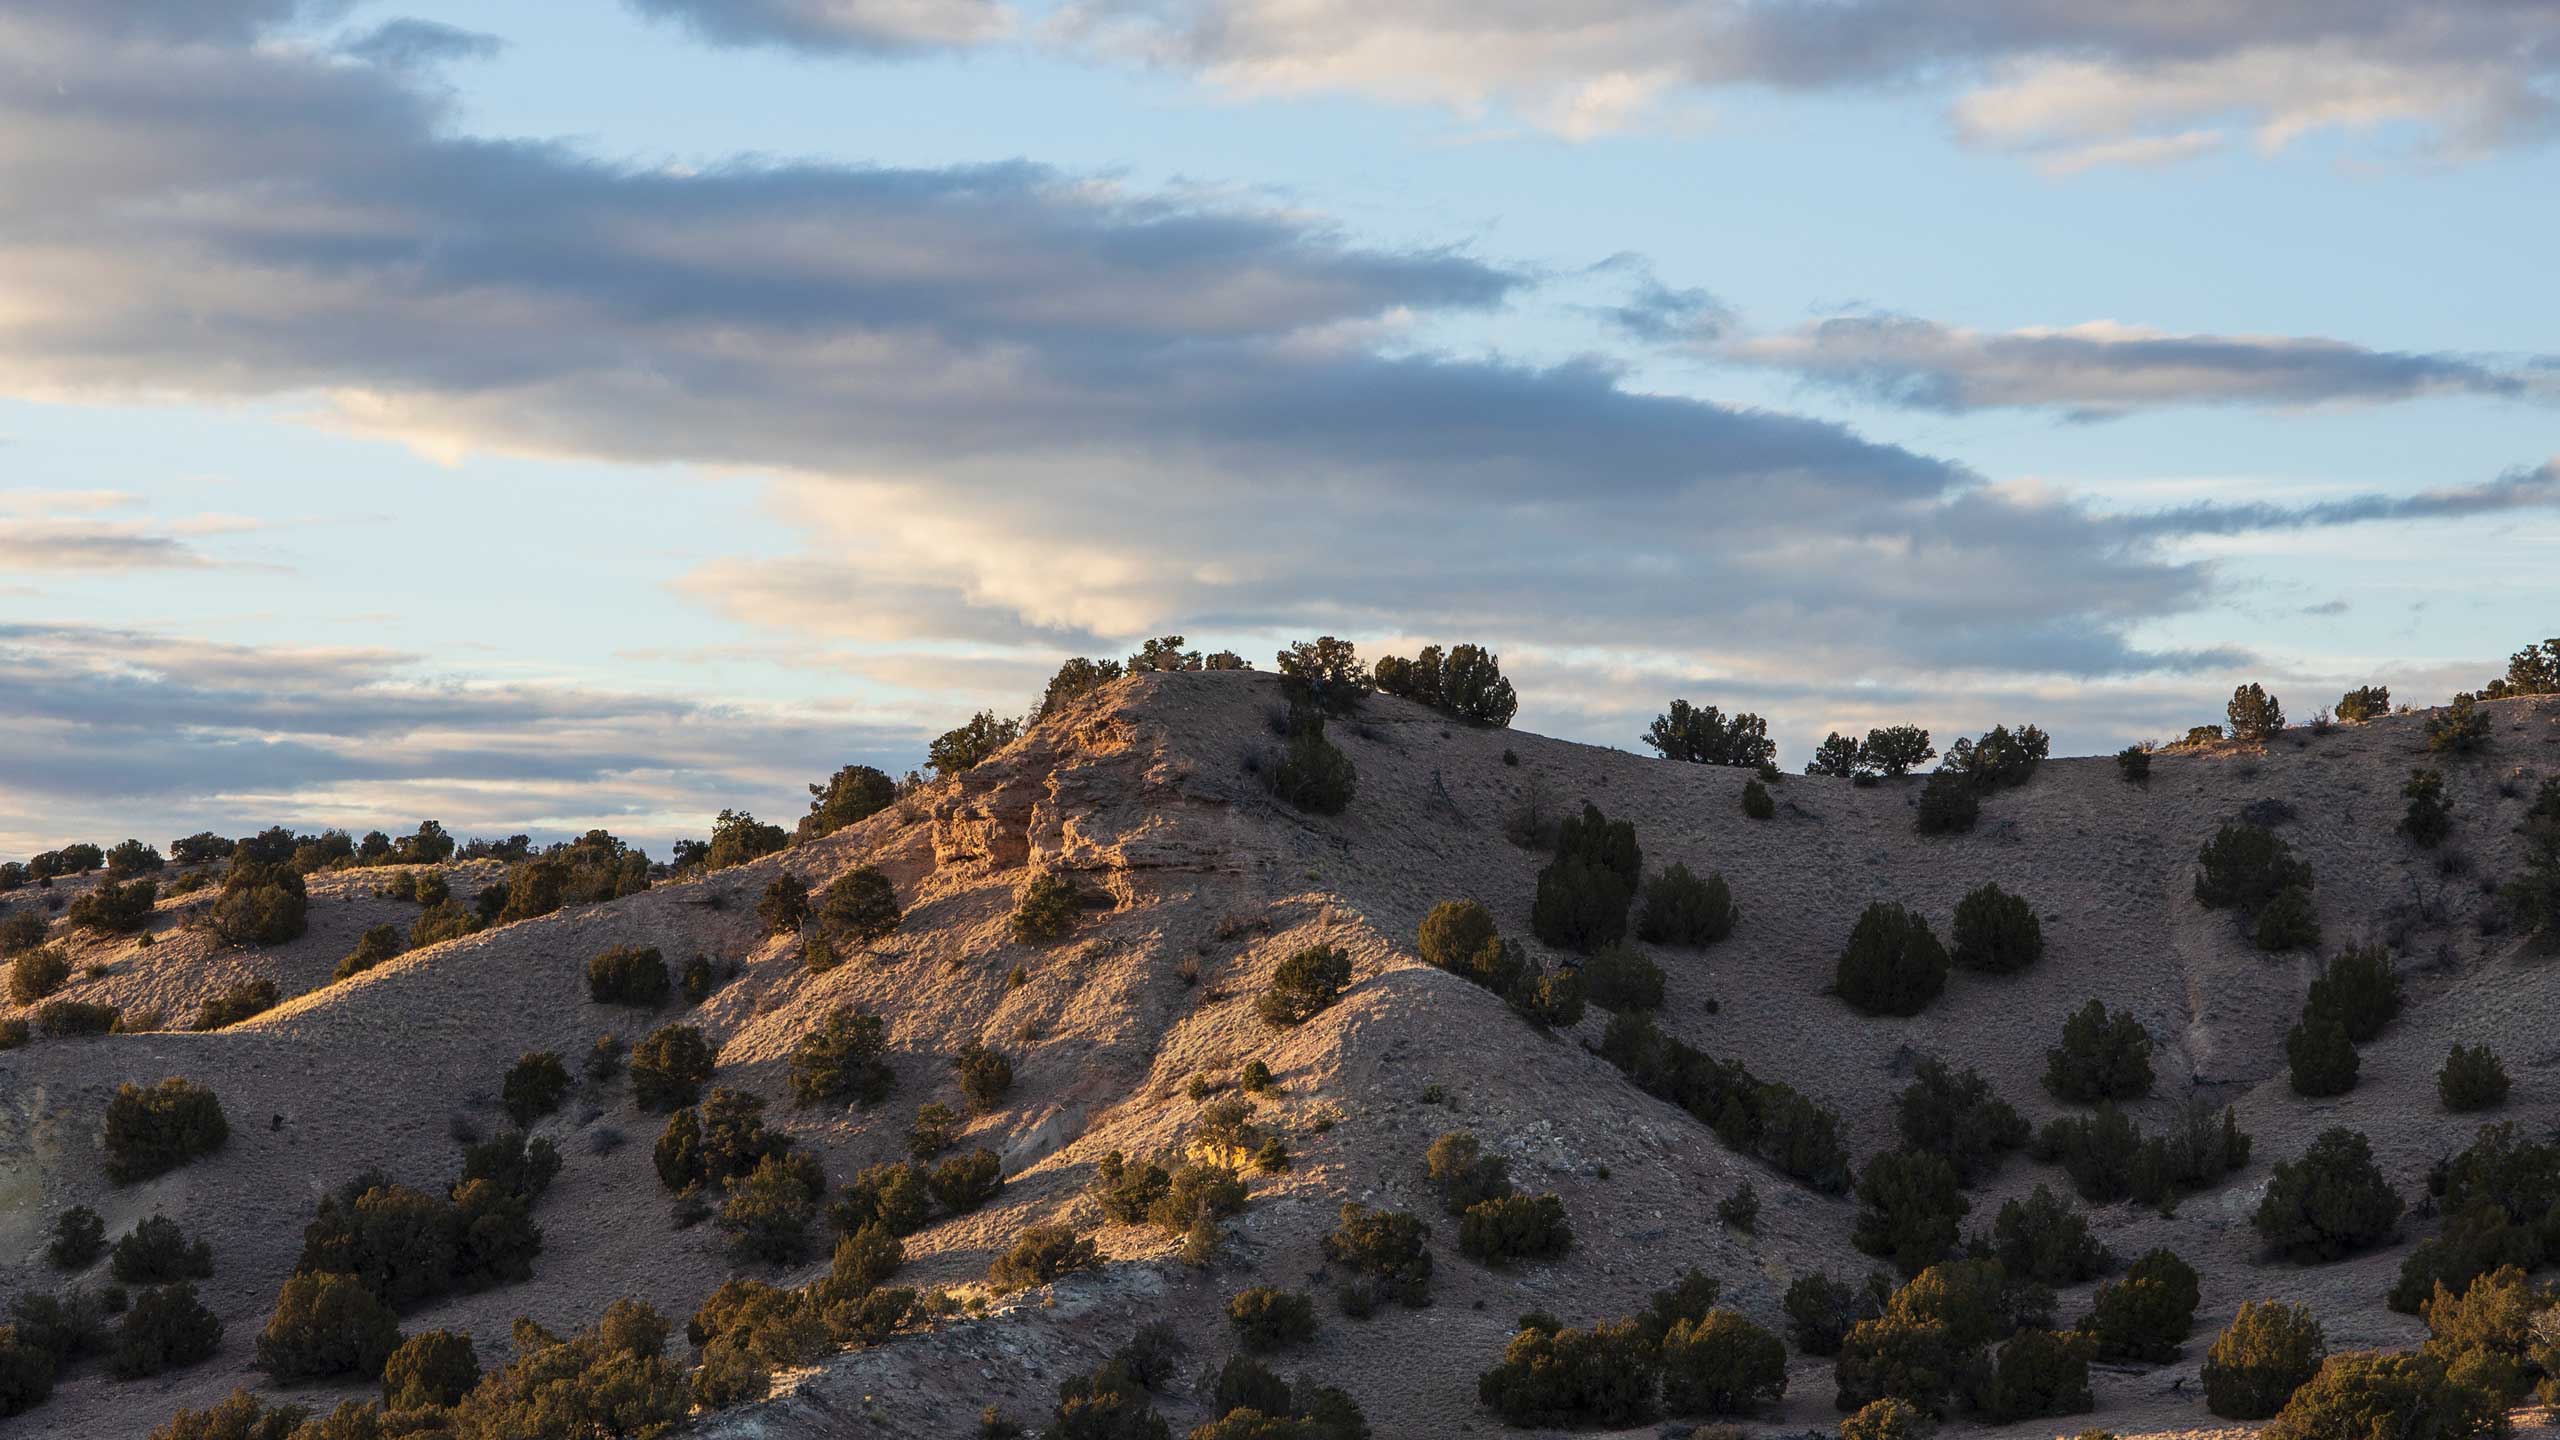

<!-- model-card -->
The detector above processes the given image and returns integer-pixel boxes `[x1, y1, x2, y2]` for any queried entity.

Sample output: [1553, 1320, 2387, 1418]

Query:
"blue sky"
[1, 0, 2554, 858]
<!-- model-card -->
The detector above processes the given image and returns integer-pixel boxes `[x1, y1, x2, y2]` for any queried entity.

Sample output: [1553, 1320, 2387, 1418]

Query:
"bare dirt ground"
[5, 673, 2557, 1439]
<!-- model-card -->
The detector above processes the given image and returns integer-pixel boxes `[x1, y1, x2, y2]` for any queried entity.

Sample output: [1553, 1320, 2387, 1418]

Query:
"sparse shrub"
[908, 1101, 959, 1159]
[257, 1270, 400, 1381]
[1267, 718, 1358, 815]
[818, 866, 900, 946]
[930, 1149, 1004, 1212]
[2227, 683, 2286, 741]
[1476, 1316, 1659, 1427]
[2195, 821, 2319, 948]
[1376, 642, 1520, 726]
[755, 873, 811, 938]
[1010, 871, 1080, 945]
[1913, 770, 1979, 834]
[1228, 1287, 1317, 1352]
[2335, 685, 2390, 723]
[192, 977, 278, 1030]
[2262, 1349, 2500, 1439]
[1598, 1011, 1853, 1193]
[501, 1051, 571, 1127]
[111, 1215, 214, 1284]
[2253, 1129, 2403, 1262]
[703, 808, 787, 871]
[2414, 1264, 2543, 1404]
[7, 946, 69, 1004]
[47, 1206, 106, 1270]
[334, 925, 403, 981]
[1978, 1327, 2094, 1422]
[718, 1154, 827, 1265]
[381, 1328, 478, 1409]
[929, 710, 1022, 777]
[1834, 903, 1949, 1017]
[69, 877, 155, 934]
[1840, 1397, 1933, 1440]
[2306, 942, 2402, 1042]
[1741, 780, 1774, 819]
[2115, 745, 2151, 784]
[988, 1224, 1098, 1290]
[1458, 1193, 1572, 1266]
[0, 1330, 55, 1419]
[1833, 1259, 2026, 1415]
[0, 1017, 23, 1050]
[801, 763, 898, 838]
[1660, 1309, 1788, 1417]
[2400, 769, 2454, 847]
[2254, 884, 2323, 951]
[584, 1032, 624, 1082]
[408, 899, 477, 948]
[833, 1162, 933, 1237]
[1426, 1131, 1514, 1213]
[1949, 883, 2042, 974]
[2203, 1300, 2327, 1419]
[1853, 1149, 1968, 1276]
[1240, 1060, 1273, 1093]
[1581, 943, 1665, 1011]
[2428, 695, 2493, 755]
[956, 1041, 1013, 1112]
[1644, 700, 1776, 767]
[586, 944, 669, 1007]
[789, 1006, 894, 1107]
[2081, 1248, 2198, 1362]
[446, 1300, 687, 1439]
[1418, 898, 1508, 980]
[1994, 1185, 2112, 1285]
[628, 1024, 715, 1112]
[1718, 1181, 1760, 1232]
[1533, 856, 1633, 953]
[1895, 1058, 2028, 1186]
[210, 860, 307, 945]
[2043, 1000, 2154, 1104]
[2285, 1016, 2359, 1097]
[104, 1078, 229, 1184]
[0, 909, 45, 955]
[1784, 1271, 1880, 1357]
[37, 999, 119, 1036]
[1323, 1204, 1432, 1308]
[2439, 1044, 2510, 1111]
[1256, 944, 1352, 1027]
[1637, 862, 1736, 947]
[113, 1283, 224, 1378]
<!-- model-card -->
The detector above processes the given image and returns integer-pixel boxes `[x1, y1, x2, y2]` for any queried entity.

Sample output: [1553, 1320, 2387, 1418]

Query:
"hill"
[5, 671, 2558, 1438]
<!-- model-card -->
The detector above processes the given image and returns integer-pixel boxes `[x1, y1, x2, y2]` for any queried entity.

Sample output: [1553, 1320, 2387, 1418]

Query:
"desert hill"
[4, 671, 2558, 1439]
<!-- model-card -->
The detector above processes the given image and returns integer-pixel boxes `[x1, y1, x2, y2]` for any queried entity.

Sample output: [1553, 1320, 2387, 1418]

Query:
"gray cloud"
[343, 18, 505, 68]
[2114, 462, 2560, 539]
[1716, 314, 2560, 418]
[626, 0, 1006, 52]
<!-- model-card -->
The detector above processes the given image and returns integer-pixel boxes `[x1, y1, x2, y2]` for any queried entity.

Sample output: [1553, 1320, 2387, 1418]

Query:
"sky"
[1, 0, 2555, 859]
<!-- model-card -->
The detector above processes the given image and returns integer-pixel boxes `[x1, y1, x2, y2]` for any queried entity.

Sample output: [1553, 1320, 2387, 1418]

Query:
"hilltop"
[4, 669, 2559, 1438]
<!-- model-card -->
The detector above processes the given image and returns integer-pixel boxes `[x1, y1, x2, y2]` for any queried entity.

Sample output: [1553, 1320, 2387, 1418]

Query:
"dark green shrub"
[2335, 685, 2391, 723]
[2262, 1350, 2500, 1439]
[2253, 1129, 2403, 1262]
[113, 1283, 224, 1378]
[1741, 780, 1774, 819]
[1834, 1259, 2025, 1415]
[789, 1006, 894, 1107]
[2204, 1300, 2326, 1419]
[2285, 1016, 2359, 1097]
[111, 1215, 214, 1284]
[0, 1328, 54, 1419]
[1376, 643, 1518, 725]
[679, 953, 727, 1005]
[1090, 1150, 1174, 1225]
[756, 872, 811, 937]
[1268, 720, 1358, 816]
[2400, 770, 2453, 846]
[1425, 1131, 1512, 1213]
[106, 838, 164, 876]
[929, 710, 1022, 777]
[334, 925, 403, 981]
[408, 900, 477, 948]
[718, 1154, 826, 1265]
[190, 977, 279, 1030]
[955, 1041, 1013, 1113]
[2305, 942, 2401, 1042]
[0, 909, 47, 955]
[381, 1328, 478, 1409]
[1009, 871, 1080, 944]
[2195, 821, 2317, 939]
[1228, 1286, 1317, 1351]
[1417, 898, 1514, 985]
[1644, 700, 1775, 767]
[818, 866, 900, 946]
[1597, 1012, 1852, 1193]
[1783, 1271, 1880, 1357]
[499, 1051, 570, 1128]
[7, 945, 69, 1004]
[1505, 965, 1585, 1030]
[1853, 1149, 1969, 1276]
[2033, 1104, 2142, 1204]
[1323, 1204, 1432, 1308]
[801, 764, 897, 838]
[69, 877, 156, 934]
[2254, 885, 2323, 951]
[104, 1078, 229, 1184]
[1949, 883, 2042, 974]
[703, 809, 787, 870]
[0, 1017, 23, 1050]
[584, 1033, 624, 1082]
[1580, 943, 1664, 1011]
[1718, 1181, 1759, 1232]
[2439, 1044, 2510, 1111]
[143, 1388, 310, 1440]
[1840, 1398, 1932, 1440]
[1894, 1058, 2028, 1185]
[988, 1225, 1098, 1290]
[2416, 1264, 2541, 1403]
[2080, 1248, 2197, 1362]
[832, 1162, 932, 1237]
[1046, 1357, 1167, 1439]
[37, 999, 120, 1036]
[1914, 770, 1979, 834]
[628, 1024, 715, 1111]
[1239, 1060, 1273, 1093]
[586, 945, 669, 1007]
[297, 1181, 459, 1308]
[47, 1206, 105, 1270]
[1532, 857, 1632, 953]
[1979, 1328, 2093, 1422]
[446, 1300, 687, 1439]
[1476, 1316, 1658, 1427]
[210, 860, 307, 945]
[1458, 1193, 1571, 1266]
[930, 1149, 1004, 1212]
[1256, 944, 1352, 1026]
[1636, 862, 1736, 946]
[1859, 726, 1938, 777]
[2428, 696, 2492, 755]
[1994, 1185, 2111, 1285]
[2043, 1000, 2153, 1103]
[2116, 745, 2152, 783]
[1658, 1310, 1786, 1417]
[2227, 683, 2286, 740]
[1834, 903, 1949, 1017]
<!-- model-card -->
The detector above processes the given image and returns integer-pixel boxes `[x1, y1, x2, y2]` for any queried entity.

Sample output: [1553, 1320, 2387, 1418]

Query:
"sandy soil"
[4, 673, 2557, 1439]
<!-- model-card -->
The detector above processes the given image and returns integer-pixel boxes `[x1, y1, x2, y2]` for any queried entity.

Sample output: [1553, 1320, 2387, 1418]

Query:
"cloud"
[624, 0, 1008, 53]
[342, 18, 504, 68]
[2111, 462, 2560, 539]
[0, 493, 265, 573]
[1716, 315, 2560, 418]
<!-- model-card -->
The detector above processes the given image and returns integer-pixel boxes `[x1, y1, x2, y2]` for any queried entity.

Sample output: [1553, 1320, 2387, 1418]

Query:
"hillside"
[5, 671, 2558, 1439]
